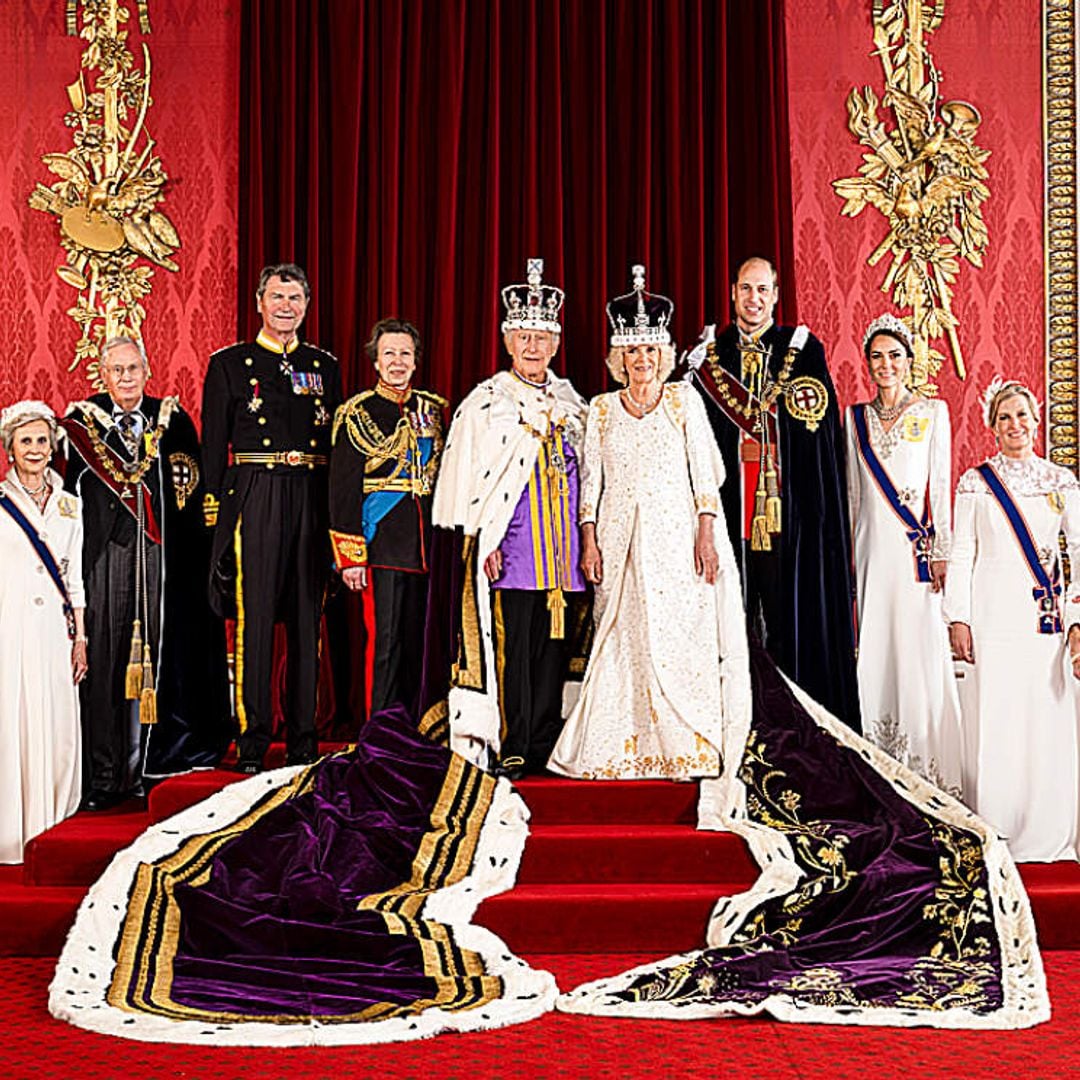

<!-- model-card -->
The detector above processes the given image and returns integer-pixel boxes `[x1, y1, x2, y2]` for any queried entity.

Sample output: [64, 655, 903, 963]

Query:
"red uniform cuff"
[330, 529, 367, 568]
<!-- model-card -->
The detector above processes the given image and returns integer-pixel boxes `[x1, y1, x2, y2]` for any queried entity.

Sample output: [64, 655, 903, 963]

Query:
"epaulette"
[306, 342, 338, 363]
[209, 340, 249, 360]
[333, 393, 374, 444]
[415, 389, 449, 409]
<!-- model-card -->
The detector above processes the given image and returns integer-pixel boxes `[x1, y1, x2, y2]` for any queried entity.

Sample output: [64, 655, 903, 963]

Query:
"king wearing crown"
[431, 259, 588, 777]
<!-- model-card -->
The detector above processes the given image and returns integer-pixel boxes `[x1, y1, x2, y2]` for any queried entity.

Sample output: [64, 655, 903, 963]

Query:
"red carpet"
[5, 760, 1080, 956]
[6, 952, 1080, 1078]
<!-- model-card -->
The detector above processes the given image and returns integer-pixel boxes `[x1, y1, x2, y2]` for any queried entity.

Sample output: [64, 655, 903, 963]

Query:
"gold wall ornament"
[28, 0, 179, 388]
[832, 0, 990, 388]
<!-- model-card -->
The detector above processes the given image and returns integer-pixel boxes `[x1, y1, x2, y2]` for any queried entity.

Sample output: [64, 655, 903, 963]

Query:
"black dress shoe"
[234, 761, 263, 776]
[82, 789, 124, 812]
[491, 756, 526, 782]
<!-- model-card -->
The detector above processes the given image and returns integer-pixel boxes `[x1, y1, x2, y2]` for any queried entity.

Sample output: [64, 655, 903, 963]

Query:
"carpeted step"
[516, 777, 699, 825]
[149, 770, 701, 826]
[5, 868, 1080, 957]
[23, 809, 150, 886]
[477, 882, 734, 953]
[519, 826, 756, 883]
[0, 881, 83, 956]
[149, 769, 244, 823]
[1019, 863, 1080, 950]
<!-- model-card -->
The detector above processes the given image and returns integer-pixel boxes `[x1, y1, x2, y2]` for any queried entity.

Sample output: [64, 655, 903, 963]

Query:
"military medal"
[314, 404, 330, 426]
[248, 379, 263, 413]
[291, 370, 325, 396]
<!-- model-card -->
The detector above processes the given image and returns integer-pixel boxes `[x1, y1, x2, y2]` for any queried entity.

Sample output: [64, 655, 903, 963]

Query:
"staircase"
[5, 760, 1080, 956]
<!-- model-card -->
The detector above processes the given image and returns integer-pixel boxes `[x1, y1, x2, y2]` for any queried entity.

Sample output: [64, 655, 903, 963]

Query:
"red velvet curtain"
[238, 0, 795, 403]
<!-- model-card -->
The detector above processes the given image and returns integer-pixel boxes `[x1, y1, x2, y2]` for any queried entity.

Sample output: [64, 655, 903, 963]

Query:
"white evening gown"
[549, 384, 747, 779]
[845, 398, 962, 793]
[944, 453, 1080, 861]
[0, 469, 84, 863]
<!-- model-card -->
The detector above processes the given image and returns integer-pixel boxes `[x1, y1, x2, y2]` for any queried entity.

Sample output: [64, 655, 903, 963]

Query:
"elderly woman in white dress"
[944, 379, 1080, 861]
[548, 267, 748, 779]
[0, 402, 87, 863]
[844, 314, 962, 792]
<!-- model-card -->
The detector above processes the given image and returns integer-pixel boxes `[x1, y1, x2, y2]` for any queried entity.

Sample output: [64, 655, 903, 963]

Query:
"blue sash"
[361, 437, 434, 543]
[977, 462, 1062, 635]
[852, 404, 934, 583]
[0, 489, 76, 638]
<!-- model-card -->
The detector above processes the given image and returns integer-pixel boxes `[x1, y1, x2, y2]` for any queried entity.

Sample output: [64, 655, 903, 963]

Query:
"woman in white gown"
[0, 401, 87, 863]
[844, 314, 962, 792]
[549, 267, 748, 779]
[944, 378, 1080, 861]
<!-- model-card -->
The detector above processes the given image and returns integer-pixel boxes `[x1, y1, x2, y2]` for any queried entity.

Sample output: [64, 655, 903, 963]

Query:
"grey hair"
[1, 400, 59, 453]
[101, 335, 150, 371]
[256, 263, 310, 302]
[605, 343, 676, 386]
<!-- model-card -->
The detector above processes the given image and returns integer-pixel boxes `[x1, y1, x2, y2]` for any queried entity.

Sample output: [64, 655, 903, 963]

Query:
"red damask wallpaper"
[785, 0, 1046, 479]
[0, 0, 239, 427]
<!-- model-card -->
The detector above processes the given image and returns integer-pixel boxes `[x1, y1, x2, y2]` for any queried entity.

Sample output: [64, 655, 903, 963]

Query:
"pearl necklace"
[871, 391, 912, 424]
[17, 474, 49, 509]
[621, 382, 663, 417]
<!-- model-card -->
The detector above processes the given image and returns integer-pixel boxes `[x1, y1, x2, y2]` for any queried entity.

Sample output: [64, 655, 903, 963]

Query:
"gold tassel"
[750, 471, 771, 552]
[547, 587, 566, 640]
[764, 453, 781, 535]
[139, 643, 157, 725]
[125, 619, 144, 699]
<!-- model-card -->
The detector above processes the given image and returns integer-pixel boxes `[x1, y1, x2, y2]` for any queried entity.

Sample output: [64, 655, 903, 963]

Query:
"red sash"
[693, 363, 780, 540]
[60, 415, 161, 544]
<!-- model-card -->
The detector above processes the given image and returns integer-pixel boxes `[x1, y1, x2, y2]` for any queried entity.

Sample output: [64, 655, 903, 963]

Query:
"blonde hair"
[605, 343, 676, 385]
[985, 381, 1039, 429]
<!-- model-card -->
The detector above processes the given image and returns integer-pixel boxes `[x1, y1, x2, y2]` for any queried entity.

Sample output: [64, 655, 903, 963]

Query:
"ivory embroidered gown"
[944, 452, 1080, 861]
[548, 383, 749, 779]
[844, 398, 962, 793]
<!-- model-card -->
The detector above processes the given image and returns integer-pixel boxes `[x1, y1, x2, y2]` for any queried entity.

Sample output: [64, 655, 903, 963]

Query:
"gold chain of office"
[84, 417, 166, 487]
[704, 343, 799, 423]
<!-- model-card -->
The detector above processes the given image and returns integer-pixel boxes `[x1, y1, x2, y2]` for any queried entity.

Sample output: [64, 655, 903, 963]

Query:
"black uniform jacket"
[328, 385, 446, 573]
[200, 333, 343, 614]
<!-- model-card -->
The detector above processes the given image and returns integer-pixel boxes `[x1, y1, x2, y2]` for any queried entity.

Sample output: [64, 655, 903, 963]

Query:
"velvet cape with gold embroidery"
[560, 644, 1049, 1029]
[48, 706, 555, 1045]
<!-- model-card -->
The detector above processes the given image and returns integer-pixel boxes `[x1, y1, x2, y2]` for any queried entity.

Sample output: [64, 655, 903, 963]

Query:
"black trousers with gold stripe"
[233, 470, 328, 766]
[491, 588, 567, 773]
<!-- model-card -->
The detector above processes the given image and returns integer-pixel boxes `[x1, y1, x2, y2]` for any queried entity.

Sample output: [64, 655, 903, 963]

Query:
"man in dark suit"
[63, 336, 229, 810]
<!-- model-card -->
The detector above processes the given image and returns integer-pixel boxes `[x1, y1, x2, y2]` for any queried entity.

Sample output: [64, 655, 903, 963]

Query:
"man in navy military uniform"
[201, 263, 343, 772]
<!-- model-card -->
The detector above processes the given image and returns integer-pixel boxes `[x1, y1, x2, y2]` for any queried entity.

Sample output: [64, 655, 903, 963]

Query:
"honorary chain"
[85, 418, 166, 487]
[705, 342, 798, 425]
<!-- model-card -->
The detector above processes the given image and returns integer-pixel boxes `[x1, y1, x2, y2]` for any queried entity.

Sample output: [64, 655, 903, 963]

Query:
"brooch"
[783, 376, 828, 432]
